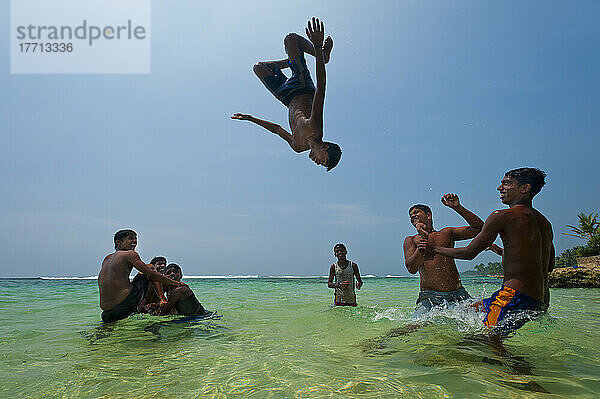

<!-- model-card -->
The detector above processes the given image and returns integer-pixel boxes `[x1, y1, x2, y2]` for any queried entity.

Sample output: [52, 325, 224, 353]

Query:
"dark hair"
[150, 256, 167, 265]
[505, 167, 547, 198]
[408, 204, 432, 215]
[325, 142, 342, 171]
[114, 229, 136, 250]
[165, 263, 182, 274]
[334, 243, 347, 250]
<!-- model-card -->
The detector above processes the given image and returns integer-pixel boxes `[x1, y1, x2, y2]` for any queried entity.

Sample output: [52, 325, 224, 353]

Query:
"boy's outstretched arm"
[305, 17, 326, 131]
[231, 113, 294, 149]
[433, 211, 506, 260]
[441, 193, 485, 241]
[150, 280, 167, 304]
[128, 252, 186, 288]
[488, 243, 503, 256]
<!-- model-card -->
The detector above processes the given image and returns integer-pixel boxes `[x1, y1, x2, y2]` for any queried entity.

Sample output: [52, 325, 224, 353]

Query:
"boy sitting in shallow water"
[98, 230, 184, 323]
[148, 263, 211, 317]
[136, 256, 168, 313]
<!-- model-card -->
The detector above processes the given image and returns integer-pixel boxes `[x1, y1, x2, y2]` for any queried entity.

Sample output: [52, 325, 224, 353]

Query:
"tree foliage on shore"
[556, 212, 600, 268]
[464, 261, 503, 276]
[564, 212, 599, 241]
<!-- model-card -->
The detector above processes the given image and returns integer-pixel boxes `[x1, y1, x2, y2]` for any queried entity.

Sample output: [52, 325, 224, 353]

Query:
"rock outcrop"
[577, 255, 600, 268]
[549, 265, 600, 288]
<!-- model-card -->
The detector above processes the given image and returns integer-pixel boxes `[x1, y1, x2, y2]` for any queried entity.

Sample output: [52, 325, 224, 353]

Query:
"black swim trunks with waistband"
[101, 274, 149, 323]
[258, 52, 316, 107]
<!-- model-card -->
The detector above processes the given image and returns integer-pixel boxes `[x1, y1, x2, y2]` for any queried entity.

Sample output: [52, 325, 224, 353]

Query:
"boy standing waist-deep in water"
[328, 243, 363, 306]
[404, 194, 500, 318]
[432, 168, 554, 335]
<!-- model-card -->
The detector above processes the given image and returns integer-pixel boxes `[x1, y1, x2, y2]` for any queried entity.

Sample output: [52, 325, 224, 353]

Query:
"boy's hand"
[487, 243, 503, 256]
[441, 193, 460, 209]
[337, 280, 350, 288]
[305, 17, 324, 48]
[145, 303, 159, 313]
[415, 222, 429, 238]
[231, 113, 254, 121]
[415, 235, 428, 252]
[356, 280, 363, 290]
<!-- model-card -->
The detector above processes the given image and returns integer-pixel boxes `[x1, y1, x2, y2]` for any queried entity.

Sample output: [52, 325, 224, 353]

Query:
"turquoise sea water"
[1, 277, 599, 398]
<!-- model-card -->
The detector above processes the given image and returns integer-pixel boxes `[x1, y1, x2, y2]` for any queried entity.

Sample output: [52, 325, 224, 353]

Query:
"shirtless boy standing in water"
[98, 230, 185, 323]
[404, 194, 494, 318]
[231, 17, 341, 171]
[432, 168, 554, 335]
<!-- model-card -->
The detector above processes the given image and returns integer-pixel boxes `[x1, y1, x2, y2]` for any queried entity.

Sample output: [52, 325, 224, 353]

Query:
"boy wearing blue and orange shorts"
[474, 285, 548, 335]
[433, 168, 554, 336]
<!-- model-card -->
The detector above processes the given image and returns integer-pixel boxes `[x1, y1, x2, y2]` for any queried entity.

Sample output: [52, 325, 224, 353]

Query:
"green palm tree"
[564, 212, 600, 242]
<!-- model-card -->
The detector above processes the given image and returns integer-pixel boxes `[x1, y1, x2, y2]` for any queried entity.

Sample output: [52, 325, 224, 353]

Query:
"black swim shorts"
[258, 52, 316, 107]
[101, 274, 149, 323]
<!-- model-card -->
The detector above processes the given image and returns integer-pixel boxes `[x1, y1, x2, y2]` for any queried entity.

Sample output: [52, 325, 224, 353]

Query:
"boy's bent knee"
[170, 286, 192, 301]
[175, 286, 193, 296]
[283, 32, 299, 49]
[253, 62, 272, 78]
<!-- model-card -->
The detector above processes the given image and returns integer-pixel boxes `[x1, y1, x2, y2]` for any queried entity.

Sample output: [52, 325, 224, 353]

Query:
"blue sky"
[1, 1, 599, 277]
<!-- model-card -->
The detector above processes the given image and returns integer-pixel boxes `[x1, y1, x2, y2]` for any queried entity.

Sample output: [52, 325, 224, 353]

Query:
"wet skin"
[327, 245, 363, 290]
[433, 177, 554, 304]
[231, 17, 334, 168]
[139, 259, 169, 311]
[98, 235, 184, 311]
[157, 267, 203, 316]
[403, 194, 485, 292]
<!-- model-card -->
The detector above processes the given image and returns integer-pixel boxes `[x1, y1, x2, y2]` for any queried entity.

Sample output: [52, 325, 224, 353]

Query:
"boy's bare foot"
[323, 36, 333, 64]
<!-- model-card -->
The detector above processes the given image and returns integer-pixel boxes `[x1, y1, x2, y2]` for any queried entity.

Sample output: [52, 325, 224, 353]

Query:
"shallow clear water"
[1, 277, 599, 398]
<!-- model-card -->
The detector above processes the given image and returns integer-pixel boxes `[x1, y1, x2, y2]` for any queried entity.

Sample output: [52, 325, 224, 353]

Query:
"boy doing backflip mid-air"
[232, 17, 341, 171]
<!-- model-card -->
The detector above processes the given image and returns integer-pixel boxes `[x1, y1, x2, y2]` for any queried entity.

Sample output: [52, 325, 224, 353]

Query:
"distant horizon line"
[1, 274, 419, 280]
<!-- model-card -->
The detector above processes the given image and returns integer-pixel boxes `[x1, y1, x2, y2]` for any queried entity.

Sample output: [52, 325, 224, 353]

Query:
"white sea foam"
[182, 275, 259, 279]
[372, 300, 488, 334]
[412, 301, 487, 334]
[261, 275, 380, 279]
[39, 276, 98, 280]
[373, 307, 408, 322]
[264, 275, 326, 279]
